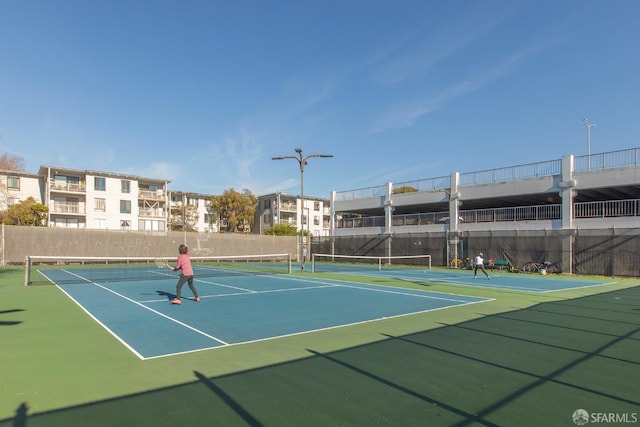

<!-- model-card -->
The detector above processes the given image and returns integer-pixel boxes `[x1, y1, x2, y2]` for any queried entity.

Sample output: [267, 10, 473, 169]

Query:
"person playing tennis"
[170, 244, 200, 304]
[473, 252, 491, 279]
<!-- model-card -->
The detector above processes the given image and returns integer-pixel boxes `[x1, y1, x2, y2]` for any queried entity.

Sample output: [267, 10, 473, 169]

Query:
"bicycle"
[521, 261, 557, 274]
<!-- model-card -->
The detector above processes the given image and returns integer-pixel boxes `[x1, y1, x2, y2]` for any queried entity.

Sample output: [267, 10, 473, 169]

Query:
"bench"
[492, 259, 510, 270]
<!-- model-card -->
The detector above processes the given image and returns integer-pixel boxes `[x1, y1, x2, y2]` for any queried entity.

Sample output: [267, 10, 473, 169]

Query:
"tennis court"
[33, 258, 491, 359]
[311, 254, 612, 293]
[2, 260, 638, 426]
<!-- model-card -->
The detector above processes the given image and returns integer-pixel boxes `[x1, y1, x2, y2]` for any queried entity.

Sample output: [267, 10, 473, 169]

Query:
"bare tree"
[0, 153, 26, 171]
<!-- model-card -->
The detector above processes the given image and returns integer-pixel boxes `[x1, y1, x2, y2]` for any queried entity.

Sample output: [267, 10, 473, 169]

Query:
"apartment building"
[168, 191, 218, 233]
[1, 165, 330, 235]
[2, 168, 219, 233]
[39, 166, 170, 231]
[254, 192, 331, 237]
[0, 166, 170, 231]
[0, 169, 42, 209]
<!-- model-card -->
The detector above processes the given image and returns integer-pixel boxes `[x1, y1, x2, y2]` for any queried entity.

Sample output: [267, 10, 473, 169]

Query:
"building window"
[94, 218, 107, 229]
[7, 176, 20, 190]
[120, 220, 131, 230]
[95, 198, 106, 212]
[120, 200, 132, 214]
[94, 177, 106, 191]
[314, 201, 320, 211]
[121, 180, 131, 194]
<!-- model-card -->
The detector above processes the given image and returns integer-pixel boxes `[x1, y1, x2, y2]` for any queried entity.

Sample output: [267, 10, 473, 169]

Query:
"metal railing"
[459, 204, 560, 222]
[391, 212, 450, 226]
[337, 216, 386, 228]
[336, 199, 640, 229]
[334, 185, 387, 201]
[574, 148, 640, 172]
[459, 160, 561, 186]
[334, 148, 640, 202]
[393, 176, 450, 193]
[574, 199, 639, 218]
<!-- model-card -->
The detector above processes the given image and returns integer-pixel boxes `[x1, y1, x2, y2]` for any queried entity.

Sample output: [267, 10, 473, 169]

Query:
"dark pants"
[176, 275, 197, 298]
[474, 264, 489, 277]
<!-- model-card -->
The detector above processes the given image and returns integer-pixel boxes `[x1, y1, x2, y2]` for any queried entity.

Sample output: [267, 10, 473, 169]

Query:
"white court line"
[53, 268, 492, 360]
[268, 274, 487, 303]
[141, 284, 339, 303]
[143, 295, 492, 360]
[58, 269, 230, 351]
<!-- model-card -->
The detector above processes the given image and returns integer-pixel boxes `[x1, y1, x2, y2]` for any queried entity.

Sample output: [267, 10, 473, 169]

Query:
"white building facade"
[254, 192, 330, 237]
[0, 170, 41, 210]
[1, 166, 328, 235]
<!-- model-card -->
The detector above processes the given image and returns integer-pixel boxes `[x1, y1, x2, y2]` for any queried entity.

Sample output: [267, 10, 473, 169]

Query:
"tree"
[210, 188, 257, 233]
[0, 153, 26, 171]
[263, 223, 299, 236]
[169, 204, 199, 231]
[0, 197, 48, 226]
[393, 186, 417, 194]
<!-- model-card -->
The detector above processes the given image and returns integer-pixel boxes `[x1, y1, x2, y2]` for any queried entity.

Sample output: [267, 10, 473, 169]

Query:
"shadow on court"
[0, 309, 23, 326]
[1, 287, 638, 426]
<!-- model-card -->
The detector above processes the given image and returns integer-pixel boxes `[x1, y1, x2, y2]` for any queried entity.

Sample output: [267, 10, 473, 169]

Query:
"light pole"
[272, 148, 333, 270]
[582, 118, 596, 168]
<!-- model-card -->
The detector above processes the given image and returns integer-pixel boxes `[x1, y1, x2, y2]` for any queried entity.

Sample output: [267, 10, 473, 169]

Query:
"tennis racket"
[154, 258, 172, 269]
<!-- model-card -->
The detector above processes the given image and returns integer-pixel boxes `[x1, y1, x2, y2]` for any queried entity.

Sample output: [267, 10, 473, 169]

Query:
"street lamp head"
[272, 156, 285, 160]
[318, 154, 333, 158]
[295, 148, 302, 154]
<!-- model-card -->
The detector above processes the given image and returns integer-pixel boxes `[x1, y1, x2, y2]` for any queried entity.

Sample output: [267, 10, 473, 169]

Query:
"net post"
[24, 256, 31, 286]
[288, 253, 292, 274]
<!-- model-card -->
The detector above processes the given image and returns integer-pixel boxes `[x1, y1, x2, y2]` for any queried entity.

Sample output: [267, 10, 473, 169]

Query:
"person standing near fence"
[301, 246, 308, 272]
[473, 252, 490, 279]
[170, 244, 200, 304]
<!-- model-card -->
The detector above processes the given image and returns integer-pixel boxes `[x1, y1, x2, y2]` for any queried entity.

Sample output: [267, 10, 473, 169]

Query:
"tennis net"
[311, 253, 431, 273]
[24, 253, 292, 286]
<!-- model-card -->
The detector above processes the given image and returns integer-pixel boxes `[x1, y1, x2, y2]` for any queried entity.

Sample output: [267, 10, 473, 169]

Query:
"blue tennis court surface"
[313, 265, 614, 293]
[45, 270, 491, 360]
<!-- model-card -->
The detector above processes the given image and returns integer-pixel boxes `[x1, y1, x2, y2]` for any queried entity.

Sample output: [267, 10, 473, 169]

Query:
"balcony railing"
[50, 181, 86, 192]
[139, 190, 165, 200]
[276, 202, 297, 211]
[51, 202, 86, 214]
[139, 208, 165, 217]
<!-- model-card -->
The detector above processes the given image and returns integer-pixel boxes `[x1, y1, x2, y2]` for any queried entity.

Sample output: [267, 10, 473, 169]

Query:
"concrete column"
[558, 155, 576, 274]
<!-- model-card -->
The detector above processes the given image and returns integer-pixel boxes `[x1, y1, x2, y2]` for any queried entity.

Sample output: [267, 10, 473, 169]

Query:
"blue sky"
[1, 1, 639, 199]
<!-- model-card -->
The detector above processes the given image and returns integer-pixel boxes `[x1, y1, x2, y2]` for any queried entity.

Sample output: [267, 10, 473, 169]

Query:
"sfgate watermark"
[573, 409, 638, 425]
